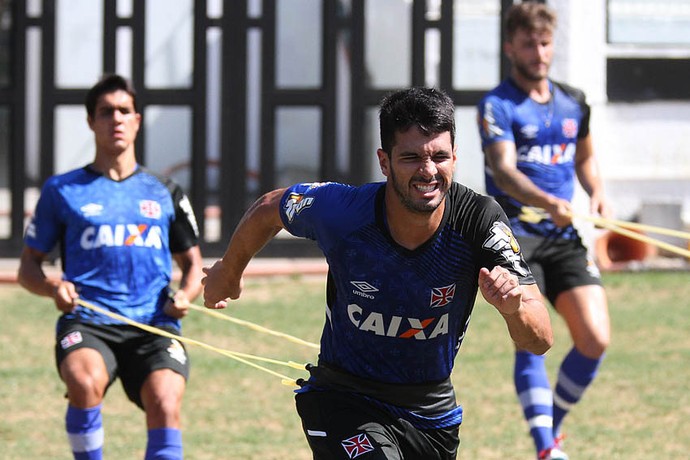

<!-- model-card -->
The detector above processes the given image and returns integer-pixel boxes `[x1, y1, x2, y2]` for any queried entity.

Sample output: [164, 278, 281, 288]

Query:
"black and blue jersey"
[478, 78, 590, 239]
[24, 165, 199, 329]
[280, 181, 534, 428]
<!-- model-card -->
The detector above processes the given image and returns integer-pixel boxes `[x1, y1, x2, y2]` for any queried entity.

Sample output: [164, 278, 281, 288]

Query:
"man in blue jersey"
[18, 74, 204, 460]
[203, 86, 553, 459]
[477, 3, 612, 460]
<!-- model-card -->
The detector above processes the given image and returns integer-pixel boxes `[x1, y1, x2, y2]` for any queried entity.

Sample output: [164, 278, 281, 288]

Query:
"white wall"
[551, 0, 690, 227]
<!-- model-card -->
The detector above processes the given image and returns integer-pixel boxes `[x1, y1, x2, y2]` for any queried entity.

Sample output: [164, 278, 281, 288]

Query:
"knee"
[59, 349, 109, 406]
[576, 330, 610, 358]
[150, 390, 183, 414]
[144, 391, 183, 428]
[142, 373, 185, 425]
[64, 372, 107, 406]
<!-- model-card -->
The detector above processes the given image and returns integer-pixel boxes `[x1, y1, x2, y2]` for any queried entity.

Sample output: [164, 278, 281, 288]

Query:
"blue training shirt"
[478, 78, 590, 238]
[280, 181, 534, 427]
[24, 165, 199, 329]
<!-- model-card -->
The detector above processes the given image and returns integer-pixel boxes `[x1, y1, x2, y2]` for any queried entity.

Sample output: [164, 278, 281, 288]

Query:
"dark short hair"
[378, 87, 455, 155]
[504, 1, 557, 42]
[85, 74, 137, 118]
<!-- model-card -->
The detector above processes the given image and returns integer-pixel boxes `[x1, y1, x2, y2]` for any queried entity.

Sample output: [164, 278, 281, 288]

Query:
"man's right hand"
[201, 260, 243, 309]
[54, 280, 79, 313]
[545, 198, 573, 227]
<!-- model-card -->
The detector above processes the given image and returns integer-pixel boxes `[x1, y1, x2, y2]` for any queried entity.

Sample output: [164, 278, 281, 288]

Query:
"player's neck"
[91, 148, 138, 180]
[511, 74, 551, 103]
[384, 196, 444, 251]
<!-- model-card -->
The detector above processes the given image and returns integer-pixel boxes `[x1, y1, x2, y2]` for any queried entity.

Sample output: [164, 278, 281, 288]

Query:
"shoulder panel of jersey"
[446, 183, 534, 285]
[477, 78, 525, 147]
[137, 167, 200, 252]
[552, 80, 591, 139]
[280, 182, 381, 252]
[24, 166, 100, 255]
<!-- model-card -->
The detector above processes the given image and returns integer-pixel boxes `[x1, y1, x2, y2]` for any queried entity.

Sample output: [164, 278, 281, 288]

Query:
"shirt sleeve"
[279, 182, 337, 240]
[474, 197, 535, 285]
[167, 182, 200, 253]
[24, 180, 62, 254]
[478, 95, 514, 148]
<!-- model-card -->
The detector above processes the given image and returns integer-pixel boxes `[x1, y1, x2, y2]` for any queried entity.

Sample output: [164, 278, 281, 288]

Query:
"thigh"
[555, 284, 610, 358]
[141, 368, 186, 428]
[55, 321, 118, 406]
[541, 237, 602, 306]
[118, 328, 190, 409]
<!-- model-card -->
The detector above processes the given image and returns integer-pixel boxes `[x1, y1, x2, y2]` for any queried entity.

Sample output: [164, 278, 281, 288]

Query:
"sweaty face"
[88, 90, 141, 155]
[377, 126, 456, 214]
[505, 27, 553, 82]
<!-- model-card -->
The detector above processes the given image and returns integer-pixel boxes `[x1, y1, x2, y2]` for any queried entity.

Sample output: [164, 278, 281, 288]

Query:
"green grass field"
[1, 271, 689, 459]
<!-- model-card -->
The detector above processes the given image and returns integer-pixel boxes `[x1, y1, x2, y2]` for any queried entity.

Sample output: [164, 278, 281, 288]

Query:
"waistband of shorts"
[301, 362, 457, 416]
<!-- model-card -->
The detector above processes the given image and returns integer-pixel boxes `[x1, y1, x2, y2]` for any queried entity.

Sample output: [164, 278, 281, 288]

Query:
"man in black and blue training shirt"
[18, 74, 204, 460]
[478, 3, 612, 460]
[203, 86, 553, 459]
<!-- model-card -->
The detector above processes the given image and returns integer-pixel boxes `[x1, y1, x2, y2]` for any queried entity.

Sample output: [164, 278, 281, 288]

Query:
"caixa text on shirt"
[347, 303, 448, 340]
[79, 224, 164, 249]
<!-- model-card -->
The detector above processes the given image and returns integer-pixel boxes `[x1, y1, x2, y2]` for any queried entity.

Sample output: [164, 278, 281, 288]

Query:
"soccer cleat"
[537, 434, 568, 460]
[538, 447, 569, 460]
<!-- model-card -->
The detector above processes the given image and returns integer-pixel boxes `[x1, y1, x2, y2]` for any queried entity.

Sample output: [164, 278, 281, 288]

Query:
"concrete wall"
[551, 0, 690, 227]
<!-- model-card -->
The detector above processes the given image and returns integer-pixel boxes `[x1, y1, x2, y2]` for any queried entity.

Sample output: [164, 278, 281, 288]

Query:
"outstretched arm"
[202, 188, 287, 309]
[485, 141, 573, 227]
[478, 266, 553, 354]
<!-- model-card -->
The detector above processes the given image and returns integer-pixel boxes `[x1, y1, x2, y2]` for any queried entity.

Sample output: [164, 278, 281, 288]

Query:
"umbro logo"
[80, 203, 103, 217]
[520, 124, 539, 139]
[351, 281, 378, 300]
[351, 281, 378, 293]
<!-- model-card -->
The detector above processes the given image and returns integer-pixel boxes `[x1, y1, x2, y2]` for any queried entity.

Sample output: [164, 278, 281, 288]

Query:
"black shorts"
[55, 319, 190, 409]
[295, 390, 459, 460]
[518, 234, 602, 305]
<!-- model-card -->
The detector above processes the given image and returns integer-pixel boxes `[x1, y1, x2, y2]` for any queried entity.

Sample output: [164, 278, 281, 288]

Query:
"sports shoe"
[539, 447, 569, 460]
[537, 434, 568, 460]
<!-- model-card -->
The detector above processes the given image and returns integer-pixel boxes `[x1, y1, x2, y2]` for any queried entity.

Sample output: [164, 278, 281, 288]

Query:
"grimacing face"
[377, 126, 457, 214]
[88, 90, 141, 154]
[505, 27, 554, 82]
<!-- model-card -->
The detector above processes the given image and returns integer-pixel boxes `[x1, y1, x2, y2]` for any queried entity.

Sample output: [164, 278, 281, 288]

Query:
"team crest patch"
[139, 200, 162, 219]
[25, 219, 37, 239]
[284, 193, 314, 223]
[60, 331, 83, 349]
[562, 118, 578, 138]
[341, 433, 375, 458]
[167, 339, 187, 365]
[430, 283, 456, 308]
[483, 221, 529, 277]
[481, 102, 504, 138]
[586, 257, 601, 279]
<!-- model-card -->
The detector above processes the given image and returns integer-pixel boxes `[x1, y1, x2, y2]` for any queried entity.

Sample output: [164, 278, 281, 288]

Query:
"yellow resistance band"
[519, 207, 690, 259]
[75, 298, 308, 387]
[187, 303, 319, 350]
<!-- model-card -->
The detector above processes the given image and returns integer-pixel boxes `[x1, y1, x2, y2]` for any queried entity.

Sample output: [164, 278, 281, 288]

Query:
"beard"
[388, 166, 447, 214]
[513, 59, 548, 82]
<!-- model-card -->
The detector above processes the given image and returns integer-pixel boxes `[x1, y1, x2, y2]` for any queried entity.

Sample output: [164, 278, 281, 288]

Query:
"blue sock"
[553, 347, 604, 437]
[514, 351, 553, 454]
[65, 404, 104, 460]
[145, 428, 183, 460]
